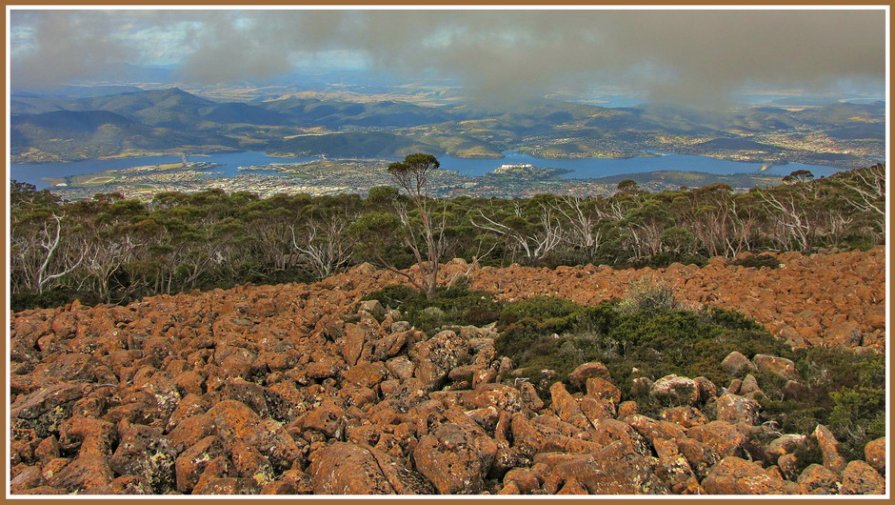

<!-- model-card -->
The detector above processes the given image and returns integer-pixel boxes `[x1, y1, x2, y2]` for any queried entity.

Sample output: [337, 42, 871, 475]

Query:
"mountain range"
[10, 87, 885, 166]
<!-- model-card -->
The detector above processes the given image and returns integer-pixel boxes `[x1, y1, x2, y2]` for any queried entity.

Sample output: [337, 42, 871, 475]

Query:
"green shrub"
[496, 296, 790, 404]
[616, 277, 679, 315]
[748, 346, 884, 461]
[368, 281, 885, 458]
[499, 296, 580, 326]
[12, 290, 97, 311]
[792, 437, 824, 472]
[829, 387, 886, 460]
[365, 283, 499, 334]
[731, 254, 781, 269]
[631, 252, 708, 269]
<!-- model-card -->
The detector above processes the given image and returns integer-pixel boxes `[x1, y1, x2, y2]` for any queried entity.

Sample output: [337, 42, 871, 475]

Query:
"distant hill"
[266, 131, 438, 158]
[66, 88, 295, 128]
[14, 88, 295, 129]
[591, 170, 783, 188]
[9, 87, 885, 166]
[261, 96, 460, 127]
[694, 138, 782, 152]
[11, 109, 233, 161]
[13, 84, 144, 99]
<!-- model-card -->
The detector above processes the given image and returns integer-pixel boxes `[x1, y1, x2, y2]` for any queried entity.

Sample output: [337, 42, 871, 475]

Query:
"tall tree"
[387, 153, 446, 299]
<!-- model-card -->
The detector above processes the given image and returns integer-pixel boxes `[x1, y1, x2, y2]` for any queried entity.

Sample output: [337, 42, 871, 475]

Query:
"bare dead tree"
[470, 203, 563, 262]
[253, 219, 294, 271]
[725, 200, 759, 258]
[83, 234, 141, 303]
[840, 165, 885, 217]
[290, 214, 355, 279]
[824, 211, 855, 244]
[596, 199, 629, 222]
[757, 191, 812, 252]
[28, 214, 87, 294]
[552, 196, 603, 260]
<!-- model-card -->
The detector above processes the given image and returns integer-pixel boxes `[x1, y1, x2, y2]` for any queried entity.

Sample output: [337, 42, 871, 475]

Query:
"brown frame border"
[1, 2, 891, 504]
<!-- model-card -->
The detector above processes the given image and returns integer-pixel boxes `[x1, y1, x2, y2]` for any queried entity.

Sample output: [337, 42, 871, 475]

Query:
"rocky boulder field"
[470, 247, 886, 351]
[8, 248, 887, 495]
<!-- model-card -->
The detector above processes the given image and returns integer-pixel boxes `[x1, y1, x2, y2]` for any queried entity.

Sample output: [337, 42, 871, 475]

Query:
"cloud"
[10, 9, 886, 108]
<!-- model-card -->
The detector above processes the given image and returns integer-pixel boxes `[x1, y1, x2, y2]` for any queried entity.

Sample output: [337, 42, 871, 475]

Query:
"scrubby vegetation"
[366, 278, 885, 463]
[731, 253, 781, 269]
[10, 163, 885, 310]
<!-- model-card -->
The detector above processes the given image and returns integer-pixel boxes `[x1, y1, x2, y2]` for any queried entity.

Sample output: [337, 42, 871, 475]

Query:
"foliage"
[616, 276, 680, 315]
[8, 163, 885, 310]
[365, 280, 500, 334]
[828, 387, 886, 460]
[367, 280, 884, 462]
[731, 254, 781, 269]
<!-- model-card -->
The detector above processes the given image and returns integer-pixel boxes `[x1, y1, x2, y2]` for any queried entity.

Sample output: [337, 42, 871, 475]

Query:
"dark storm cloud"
[10, 9, 886, 107]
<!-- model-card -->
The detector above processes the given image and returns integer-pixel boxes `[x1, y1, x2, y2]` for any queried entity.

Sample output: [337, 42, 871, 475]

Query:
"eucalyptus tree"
[387, 153, 447, 299]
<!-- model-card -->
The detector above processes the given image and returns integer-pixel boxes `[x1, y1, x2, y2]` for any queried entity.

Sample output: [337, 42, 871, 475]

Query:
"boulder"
[617, 401, 639, 418]
[302, 400, 345, 438]
[11, 383, 85, 438]
[687, 421, 746, 458]
[544, 441, 669, 494]
[11, 466, 45, 494]
[585, 377, 622, 405]
[307, 442, 432, 494]
[752, 354, 798, 380]
[797, 464, 841, 494]
[174, 436, 224, 493]
[409, 330, 471, 390]
[840, 460, 886, 495]
[715, 393, 760, 425]
[109, 421, 176, 493]
[47, 417, 115, 491]
[549, 382, 587, 427]
[693, 377, 718, 403]
[341, 361, 390, 389]
[413, 423, 497, 494]
[738, 374, 765, 400]
[385, 356, 415, 381]
[864, 437, 885, 474]
[720, 351, 756, 376]
[659, 406, 708, 428]
[461, 384, 523, 413]
[766, 434, 808, 458]
[568, 362, 611, 389]
[702, 456, 799, 494]
[814, 424, 846, 474]
[342, 323, 372, 366]
[650, 375, 698, 406]
[826, 321, 863, 347]
[503, 468, 540, 494]
[357, 300, 386, 320]
[653, 438, 700, 493]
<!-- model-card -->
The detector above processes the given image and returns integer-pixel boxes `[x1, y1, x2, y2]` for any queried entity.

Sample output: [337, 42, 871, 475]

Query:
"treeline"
[10, 164, 885, 310]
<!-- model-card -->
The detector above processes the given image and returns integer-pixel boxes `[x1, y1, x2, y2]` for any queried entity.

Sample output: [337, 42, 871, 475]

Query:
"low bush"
[367, 281, 885, 461]
[365, 280, 499, 334]
[616, 276, 680, 315]
[731, 254, 781, 269]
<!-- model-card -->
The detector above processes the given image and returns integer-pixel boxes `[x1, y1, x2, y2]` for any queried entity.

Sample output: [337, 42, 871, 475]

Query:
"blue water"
[10, 150, 841, 190]
[442, 151, 840, 180]
[9, 151, 320, 189]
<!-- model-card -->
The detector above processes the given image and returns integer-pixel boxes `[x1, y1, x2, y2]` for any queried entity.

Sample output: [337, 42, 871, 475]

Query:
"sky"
[9, 9, 888, 108]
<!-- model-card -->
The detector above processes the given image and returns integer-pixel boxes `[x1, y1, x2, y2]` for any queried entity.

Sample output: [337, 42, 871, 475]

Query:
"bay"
[10, 150, 841, 190]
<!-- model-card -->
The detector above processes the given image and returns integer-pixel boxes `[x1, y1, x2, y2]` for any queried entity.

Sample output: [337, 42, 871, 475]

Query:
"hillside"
[9, 248, 886, 495]
[10, 87, 885, 167]
[10, 110, 233, 161]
